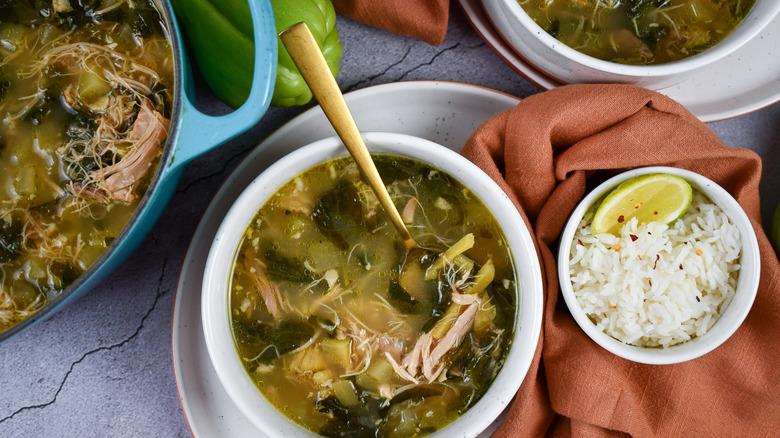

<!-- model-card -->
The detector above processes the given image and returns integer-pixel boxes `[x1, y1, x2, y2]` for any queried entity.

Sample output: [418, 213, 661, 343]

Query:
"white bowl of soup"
[557, 167, 760, 364]
[483, 0, 780, 89]
[202, 132, 544, 437]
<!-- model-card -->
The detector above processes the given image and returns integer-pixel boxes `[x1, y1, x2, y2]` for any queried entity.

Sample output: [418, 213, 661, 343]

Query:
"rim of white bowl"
[557, 166, 760, 365]
[499, 0, 780, 78]
[202, 132, 544, 437]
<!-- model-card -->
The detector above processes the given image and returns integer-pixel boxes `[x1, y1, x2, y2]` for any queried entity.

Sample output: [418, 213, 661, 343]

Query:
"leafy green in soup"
[230, 155, 517, 437]
[0, 0, 173, 332]
[518, 0, 756, 64]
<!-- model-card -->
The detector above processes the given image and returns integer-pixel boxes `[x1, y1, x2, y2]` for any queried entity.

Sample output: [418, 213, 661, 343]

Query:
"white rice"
[569, 191, 742, 348]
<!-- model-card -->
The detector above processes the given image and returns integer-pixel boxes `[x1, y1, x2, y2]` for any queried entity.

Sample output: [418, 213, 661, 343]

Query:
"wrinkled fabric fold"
[460, 84, 780, 437]
[331, 0, 449, 45]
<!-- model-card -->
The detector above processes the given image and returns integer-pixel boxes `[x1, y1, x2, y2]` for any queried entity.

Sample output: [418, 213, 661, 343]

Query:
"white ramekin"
[558, 166, 760, 364]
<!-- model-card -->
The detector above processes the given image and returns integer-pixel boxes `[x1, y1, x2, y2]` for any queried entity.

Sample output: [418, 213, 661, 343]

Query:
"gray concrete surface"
[0, 5, 778, 437]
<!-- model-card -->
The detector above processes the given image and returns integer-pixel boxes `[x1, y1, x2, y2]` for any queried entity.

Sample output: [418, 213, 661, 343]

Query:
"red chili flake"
[577, 239, 584, 246]
[648, 279, 653, 287]
[653, 211, 658, 215]
[653, 254, 660, 269]
[648, 232, 652, 235]
[696, 296, 701, 302]
[630, 234, 638, 242]
[679, 264, 683, 270]
[617, 215, 625, 223]
[643, 299, 646, 302]
[684, 241, 688, 245]
[634, 202, 643, 209]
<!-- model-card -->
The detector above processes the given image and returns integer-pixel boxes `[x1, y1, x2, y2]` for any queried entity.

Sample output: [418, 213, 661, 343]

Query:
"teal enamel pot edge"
[0, 0, 277, 342]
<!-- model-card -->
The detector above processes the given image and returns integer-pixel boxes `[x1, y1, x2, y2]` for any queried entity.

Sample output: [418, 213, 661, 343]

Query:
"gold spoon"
[280, 22, 424, 254]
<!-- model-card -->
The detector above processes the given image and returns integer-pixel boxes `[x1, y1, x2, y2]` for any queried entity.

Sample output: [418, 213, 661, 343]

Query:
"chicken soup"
[518, 0, 756, 64]
[229, 155, 517, 437]
[0, 0, 173, 331]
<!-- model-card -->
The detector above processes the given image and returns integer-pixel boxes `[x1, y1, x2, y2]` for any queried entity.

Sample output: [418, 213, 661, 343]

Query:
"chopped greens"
[387, 280, 422, 314]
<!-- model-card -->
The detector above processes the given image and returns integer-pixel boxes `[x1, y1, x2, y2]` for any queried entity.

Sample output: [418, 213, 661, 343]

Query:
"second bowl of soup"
[483, 0, 780, 88]
[202, 132, 544, 437]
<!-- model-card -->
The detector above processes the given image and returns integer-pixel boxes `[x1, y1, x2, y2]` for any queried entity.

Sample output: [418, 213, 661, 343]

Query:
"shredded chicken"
[66, 182, 110, 203]
[419, 332, 441, 382]
[401, 300, 480, 383]
[378, 383, 395, 400]
[451, 292, 478, 305]
[92, 98, 169, 202]
[423, 302, 478, 382]
[0, 287, 39, 325]
[274, 182, 315, 216]
[17, 211, 83, 263]
[377, 335, 402, 357]
[26, 42, 160, 92]
[402, 198, 418, 223]
[341, 327, 374, 377]
[244, 255, 284, 320]
[384, 352, 419, 384]
[402, 332, 428, 375]
[352, 180, 380, 219]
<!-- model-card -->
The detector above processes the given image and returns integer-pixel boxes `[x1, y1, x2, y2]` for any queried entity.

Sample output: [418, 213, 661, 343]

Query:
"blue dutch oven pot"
[0, 0, 277, 342]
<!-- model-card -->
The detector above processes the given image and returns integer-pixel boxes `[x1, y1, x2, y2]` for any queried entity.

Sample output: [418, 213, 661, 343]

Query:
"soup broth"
[0, 0, 173, 331]
[230, 155, 517, 437]
[518, 0, 756, 64]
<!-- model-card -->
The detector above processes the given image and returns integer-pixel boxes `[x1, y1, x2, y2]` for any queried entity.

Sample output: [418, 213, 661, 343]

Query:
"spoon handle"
[280, 22, 416, 249]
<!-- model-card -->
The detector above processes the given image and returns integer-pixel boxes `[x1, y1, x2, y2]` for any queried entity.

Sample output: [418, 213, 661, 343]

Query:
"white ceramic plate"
[171, 81, 522, 437]
[458, 0, 780, 122]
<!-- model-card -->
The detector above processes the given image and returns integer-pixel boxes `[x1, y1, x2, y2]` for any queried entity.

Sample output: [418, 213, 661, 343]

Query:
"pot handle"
[169, 0, 277, 170]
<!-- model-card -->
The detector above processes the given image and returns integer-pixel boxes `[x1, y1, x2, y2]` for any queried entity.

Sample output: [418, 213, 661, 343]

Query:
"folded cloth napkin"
[460, 84, 780, 437]
[325, 4, 779, 434]
[331, 0, 449, 45]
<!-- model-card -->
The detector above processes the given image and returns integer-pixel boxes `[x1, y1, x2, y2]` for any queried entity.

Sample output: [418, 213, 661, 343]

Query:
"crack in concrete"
[148, 231, 161, 248]
[146, 232, 170, 263]
[175, 144, 252, 195]
[0, 258, 170, 425]
[396, 41, 463, 82]
[344, 44, 415, 92]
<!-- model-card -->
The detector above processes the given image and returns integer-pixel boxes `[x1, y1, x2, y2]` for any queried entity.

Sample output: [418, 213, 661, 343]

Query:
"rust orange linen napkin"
[331, 0, 449, 45]
[460, 84, 780, 437]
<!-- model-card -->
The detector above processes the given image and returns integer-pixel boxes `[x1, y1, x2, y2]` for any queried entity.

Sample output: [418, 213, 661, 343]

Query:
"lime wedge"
[592, 174, 693, 235]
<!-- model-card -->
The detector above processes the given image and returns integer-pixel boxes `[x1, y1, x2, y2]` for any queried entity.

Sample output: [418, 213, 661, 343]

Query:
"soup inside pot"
[229, 155, 518, 437]
[0, 0, 173, 332]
